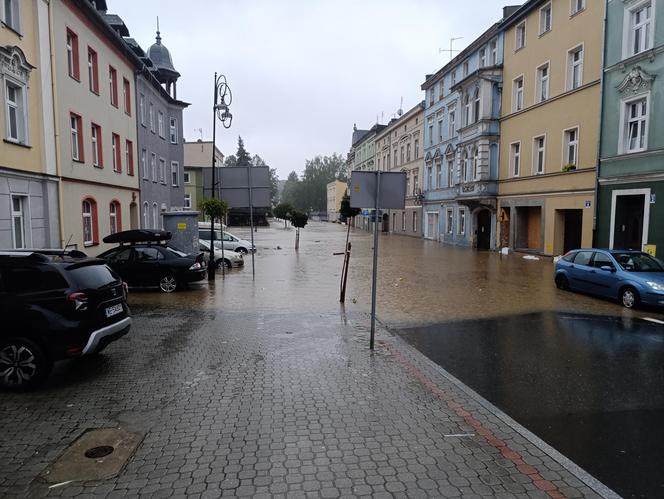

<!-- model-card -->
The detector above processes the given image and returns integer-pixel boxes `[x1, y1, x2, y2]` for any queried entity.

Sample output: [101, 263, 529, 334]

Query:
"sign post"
[349, 171, 406, 350]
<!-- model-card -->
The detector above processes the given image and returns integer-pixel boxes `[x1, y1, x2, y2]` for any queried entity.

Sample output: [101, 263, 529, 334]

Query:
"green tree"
[198, 197, 230, 276]
[282, 154, 347, 212]
[235, 136, 252, 166]
[280, 171, 301, 208]
[273, 202, 292, 228]
[224, 154, 237, 167]
[289, 210, 308, 250]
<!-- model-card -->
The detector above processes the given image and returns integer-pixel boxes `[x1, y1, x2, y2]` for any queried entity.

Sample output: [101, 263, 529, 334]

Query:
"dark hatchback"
[98, 230, 207, 293]
[0, 250, 131, 391]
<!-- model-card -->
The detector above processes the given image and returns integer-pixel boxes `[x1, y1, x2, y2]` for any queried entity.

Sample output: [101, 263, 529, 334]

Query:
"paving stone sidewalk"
[0, 305, 616, 498]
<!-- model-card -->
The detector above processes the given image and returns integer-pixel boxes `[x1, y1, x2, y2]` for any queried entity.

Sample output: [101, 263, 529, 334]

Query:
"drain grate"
[84, 446, 114, 459]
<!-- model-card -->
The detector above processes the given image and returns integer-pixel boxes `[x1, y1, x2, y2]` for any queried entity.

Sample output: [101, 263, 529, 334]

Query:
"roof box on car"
[103, 229, 172, 244]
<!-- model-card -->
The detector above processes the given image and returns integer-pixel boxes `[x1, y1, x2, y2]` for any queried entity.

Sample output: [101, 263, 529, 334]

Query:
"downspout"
[593, 0, 609, 247]
[47, 0, 66, 247]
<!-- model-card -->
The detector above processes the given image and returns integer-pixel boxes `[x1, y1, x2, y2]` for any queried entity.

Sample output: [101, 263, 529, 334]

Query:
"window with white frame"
[159, 158, 166, 183]
[540, 3, 552, 34]
[139, 93, 145, 125]
[82, 199, 96, 245]
[571, 0, 585, 15]
[490, 40, 498, 65]
[66, 29, 79, 80]
[451, 70, 456, 86]
[109, 201, 119, 234]
[158, 111, 164, 138]
[171, 161, 179, 187]
[473, 148, 480, 179]
[563, 128, 579, 166]
[70, 113, 82, 161]
[463, 60, 469, 77]
[112, 133, 120, 172]
[464, 94, 471, 126]
[184, 193, 191, 209]
[462, 150, 470, 182]
[458, 209, 466, 235]
[473, 88, 480, 123]
[152, 203, 159, 230]
[537, 63, 550, 102]
[413, 173, 419, 196]
[447, 159, 454, 187]
[628, 2, 653, 56]
[438, 118, 443, 142]
[5, 80, 27, 144]
[437, 161, 444, 188]
[415, 139, 419, 159]
[568, 45, 583, 90]
[513, 76, 524, 111]
[169, 117, 177, 144]
[516, 21, 526, 50]
[183, 171, 191, 184]
[10, 195, 26, 248]
[142, 202, 149, 228]
[141, 149, 148, 179]
[2, 0, 20, 32]
[87, 47, 98, 93]
[511, 142, 521, 176]
[150, 152, 157, 182]
[479, 48, 486, 68]
[91, 124, 101, 167]
[428, 123, 434, 146]
[439, 80, 444, 100]
[533, 136, 546, 174]
[401, 212, 406, 231]
[446, 209, 453, 234]
[149, 102, 154, 132]
[623, 96, 649, 153]
[406, 143, 411, 162]
[448, 108, 456, 136]
[427, 164, 433, 189]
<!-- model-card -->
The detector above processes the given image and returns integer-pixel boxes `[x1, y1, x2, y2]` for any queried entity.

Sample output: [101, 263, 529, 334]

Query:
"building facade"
[375, 103, 424, 237]
[498, 0, 604, 256]
[184, 140, 224, 220]
[54, 0, 142, 253]
[0, 0, 60, 249]
[596, 0, 663, 256]
[351, 123, 384, 231]
[326, 180, 347, 223]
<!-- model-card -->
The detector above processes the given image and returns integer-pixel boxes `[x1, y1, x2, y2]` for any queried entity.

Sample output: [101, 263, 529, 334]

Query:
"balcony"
[456, 180, 498, 200]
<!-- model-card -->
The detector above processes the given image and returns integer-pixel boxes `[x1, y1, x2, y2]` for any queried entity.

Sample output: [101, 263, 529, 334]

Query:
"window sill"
[514, 46, 525, 53]
[69, 74, 80, 83]
[93, 164, 103, 169]
[1, 22, 23, 38]
[72, 158, 85, 164]
[84, 242, 99, 248]
[538, 29, 551, 39]
[3, 139, 31, 149]
[569, 8, 585, 19]
[111, 103, 118, 109]
[125, 111, 131, 117]
[91, 89, 99, 96]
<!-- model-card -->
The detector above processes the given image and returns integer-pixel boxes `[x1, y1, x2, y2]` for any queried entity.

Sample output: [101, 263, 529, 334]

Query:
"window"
[446, 209, 453, 234]
[109, 66, 118, 107]
[141, 149, 148, 180]
[568, 46, 583, 90]
[171, 161, 179, 186]
[91, 123, 102, 167]
[70, 113, 83, 161]
[463, 61, 469, 77]
[2, 0, 20, 32]
[169, 117, 177, 144]
[151, 152, 157, 182]
[564, 128, 579, 166]
[406, 143, 411, 162]
[184, 193, 191, 209]
[109, 201, 121, 234]
[401, 212, 406, 231]
[458, 209, 466, 235]
[629, 2, 653, 56]
[571, 0, 585, 15]
[412, 212, 417, 233]
[10, 195, 26, 248]
[536, 63, 550, 102]
[623, 97, 649, 153]
[473, 148, 480, 180]
[158, 111, 164, 138]
[428, 124, 434, 146]
[516, 21, 526, 50]
[142, 202, 149, 228]
[438, 118, 443, 142]
[413, 173, 418, 195]
[159, 158, 166, 183]
[540, 3, 552, 34]
[427, 164, 433, 189]
[414, 139, 419, 159]
[437, 161, 444, 188]
[183, 171, 191, 184]
[428, 88, 434, 106]
[450, 70, 456, 87]
[126, 140, 134, 176]
[439, 80, 444, 100]
[139, 94, 145, 125]
[490, 40, 498, 65]
[479, 48, 486, 68]
[533, 136, 546, 174]
[82, 198, 98, 246]
[149, 102, 155, 132]
[511, 142, 521, 176]
[513, 77, 524, 111]
[464, 94, 471, 126]
[473, 88, 480, 123]
[87, 47, 98, 93]
[112, 133, 121, 172]
[152, 203, 159, 230]
[447, 159, 454, 187]
[400, 146, 405, 164]
[123, 78, 131, 115]
[5, 81, 27, 144]
[66, 29, 79, 80]
[448, 108, 456, 136]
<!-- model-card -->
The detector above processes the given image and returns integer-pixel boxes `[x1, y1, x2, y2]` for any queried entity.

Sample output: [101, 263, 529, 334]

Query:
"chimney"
[503, 5, 521, 19]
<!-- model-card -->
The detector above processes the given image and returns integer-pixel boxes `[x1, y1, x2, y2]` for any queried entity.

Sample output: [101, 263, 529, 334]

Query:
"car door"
[103, 247, 134, 284]
[132, 247, 162, 286]
[222, 232, 238, 251]
[589, 251, 621, 297]
[568, 250, 595, 292]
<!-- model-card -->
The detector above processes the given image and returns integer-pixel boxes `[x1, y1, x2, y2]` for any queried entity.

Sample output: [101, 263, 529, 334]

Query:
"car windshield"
[165, 247, 188, 258]
[613, 253, 664, 272]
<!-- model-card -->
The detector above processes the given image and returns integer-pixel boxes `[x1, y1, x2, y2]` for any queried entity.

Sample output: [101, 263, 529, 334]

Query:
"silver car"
[198, 229, 255, 254]
[199, 240, 244, 269]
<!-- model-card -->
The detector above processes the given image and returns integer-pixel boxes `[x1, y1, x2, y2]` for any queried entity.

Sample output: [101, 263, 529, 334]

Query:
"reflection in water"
[398, 313, 664, 499]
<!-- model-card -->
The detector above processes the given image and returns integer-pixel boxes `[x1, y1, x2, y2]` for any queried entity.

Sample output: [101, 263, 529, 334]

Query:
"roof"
[101, 13, 129, 36]
[146, 31, 180, 79]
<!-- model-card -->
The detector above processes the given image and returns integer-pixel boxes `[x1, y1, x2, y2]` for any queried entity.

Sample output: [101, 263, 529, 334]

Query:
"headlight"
[646, 281, 664, 291]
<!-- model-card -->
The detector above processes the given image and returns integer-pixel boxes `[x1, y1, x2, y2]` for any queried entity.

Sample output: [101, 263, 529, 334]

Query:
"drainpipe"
[47, 0, 66, 247]
[593, 0, 609, 247]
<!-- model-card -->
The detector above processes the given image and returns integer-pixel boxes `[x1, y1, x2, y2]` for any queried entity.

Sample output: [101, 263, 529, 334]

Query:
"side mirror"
[600, 265, 616, 272]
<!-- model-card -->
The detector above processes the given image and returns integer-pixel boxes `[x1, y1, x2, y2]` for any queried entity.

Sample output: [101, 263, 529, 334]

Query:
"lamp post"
[208, 72, 233, 281]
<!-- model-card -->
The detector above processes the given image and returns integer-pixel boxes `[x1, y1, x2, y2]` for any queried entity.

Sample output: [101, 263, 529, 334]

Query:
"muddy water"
[127, 221, 664, 325]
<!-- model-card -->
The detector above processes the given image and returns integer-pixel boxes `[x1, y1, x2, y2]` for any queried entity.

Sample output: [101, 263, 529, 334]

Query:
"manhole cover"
[84, 446, 114, 459]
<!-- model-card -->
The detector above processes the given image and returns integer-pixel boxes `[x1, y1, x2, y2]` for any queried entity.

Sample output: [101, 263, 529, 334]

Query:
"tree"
[224, 154, 237, 167]
[252, 154, 279, 205]
[235, 136, 252, 166]
[289, 210, 308, 250]
[198, 197, 229, 277]
[280, 154, 347, 212]
[280, 171, 301, 209]
[273, 202, 292, 228]
[251, 154, 266, 167]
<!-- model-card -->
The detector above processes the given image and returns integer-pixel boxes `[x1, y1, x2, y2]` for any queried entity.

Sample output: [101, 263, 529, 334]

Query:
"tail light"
[68, 292, 88, 311]
[122, 282, 128, 299]
[189, 262, 202, 270]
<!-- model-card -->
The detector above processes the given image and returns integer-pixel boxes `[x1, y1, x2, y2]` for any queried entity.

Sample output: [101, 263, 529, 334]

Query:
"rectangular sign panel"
[218, 166, 271, 207]
[349, 171, 407, 209]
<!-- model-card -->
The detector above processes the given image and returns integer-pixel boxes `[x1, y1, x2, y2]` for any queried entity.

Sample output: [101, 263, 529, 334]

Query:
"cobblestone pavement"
[0, 223, 620, 498]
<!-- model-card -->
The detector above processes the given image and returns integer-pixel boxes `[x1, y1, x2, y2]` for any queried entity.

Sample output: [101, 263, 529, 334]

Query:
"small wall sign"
[584, 200, 592, 208]
[650, 194, 656, 204]
[176, 223, 187, 230]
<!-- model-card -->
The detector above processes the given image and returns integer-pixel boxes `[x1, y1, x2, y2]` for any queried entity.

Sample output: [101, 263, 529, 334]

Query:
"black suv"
[0, 250, 131, 391]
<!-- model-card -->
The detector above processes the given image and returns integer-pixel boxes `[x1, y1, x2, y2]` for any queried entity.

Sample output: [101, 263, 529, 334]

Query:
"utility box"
[163, 211, 200, 255]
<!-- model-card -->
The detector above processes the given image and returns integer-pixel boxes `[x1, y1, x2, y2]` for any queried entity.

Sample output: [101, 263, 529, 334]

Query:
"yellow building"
[498, 0, 604, 256]
[326, 180, 347, 222]
[0, 0, 60, 248]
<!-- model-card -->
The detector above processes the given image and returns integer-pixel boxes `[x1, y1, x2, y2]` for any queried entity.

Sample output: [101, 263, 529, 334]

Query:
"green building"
[597, 0, 663, 256]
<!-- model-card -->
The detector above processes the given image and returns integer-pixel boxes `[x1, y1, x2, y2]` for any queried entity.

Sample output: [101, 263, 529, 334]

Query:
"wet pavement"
[1, 221, 661, 498]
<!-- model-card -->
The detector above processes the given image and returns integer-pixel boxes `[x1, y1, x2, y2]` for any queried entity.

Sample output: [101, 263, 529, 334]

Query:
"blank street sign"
[349, 171, 406, 209]
[219, 166, 271, 207]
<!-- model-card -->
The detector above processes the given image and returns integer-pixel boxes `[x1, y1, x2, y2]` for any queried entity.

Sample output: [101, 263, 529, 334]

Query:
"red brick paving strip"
[384, 342, 568, 499]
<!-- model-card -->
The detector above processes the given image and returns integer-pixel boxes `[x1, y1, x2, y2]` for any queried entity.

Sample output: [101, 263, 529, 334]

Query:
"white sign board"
[349, 171, 407, 209]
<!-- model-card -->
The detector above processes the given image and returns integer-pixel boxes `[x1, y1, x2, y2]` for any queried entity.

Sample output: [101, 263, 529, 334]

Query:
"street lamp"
[208, 72, 233, 281]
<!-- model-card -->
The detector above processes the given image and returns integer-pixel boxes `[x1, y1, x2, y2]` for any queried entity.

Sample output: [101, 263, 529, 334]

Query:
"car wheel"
[555, 274, 570, 291]
[159, 274, 178, 293]
[620, 287, 639, 309]
[0, 338, 52, 391]
[214, 259, 232, 270]
[236, 247, 248, 255]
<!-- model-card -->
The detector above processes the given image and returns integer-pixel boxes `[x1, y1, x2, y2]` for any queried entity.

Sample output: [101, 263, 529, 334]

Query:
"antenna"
[397, 96, 403, 117]
[439, 36, 464, 61]
[61, 234, 73, 257]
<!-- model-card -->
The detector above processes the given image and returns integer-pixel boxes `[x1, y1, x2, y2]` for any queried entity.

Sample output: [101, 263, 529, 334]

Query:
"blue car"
[554, 249, 664, 309]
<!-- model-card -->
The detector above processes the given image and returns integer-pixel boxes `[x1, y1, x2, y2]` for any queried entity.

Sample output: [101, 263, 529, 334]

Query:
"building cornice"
[598, 172, 664, 185]
[600, 147, 664, 164]
[498, 166, 596, 184]
[604, 45, 664, 73]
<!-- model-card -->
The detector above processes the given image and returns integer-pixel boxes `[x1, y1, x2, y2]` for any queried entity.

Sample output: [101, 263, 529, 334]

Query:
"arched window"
[473, 88, 481, 123]
[474, 148, 480, 180]
[109, 200, 122, 234]
[82, 198, 98, 246]
[464, 94, 471, 126]
[152, 202, 159, 229]
[142, 202, 149, 229]
[461, 150, 469, 183]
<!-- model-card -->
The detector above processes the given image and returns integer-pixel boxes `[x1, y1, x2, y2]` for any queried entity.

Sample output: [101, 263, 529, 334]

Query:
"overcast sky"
[112, 0, 514, 179]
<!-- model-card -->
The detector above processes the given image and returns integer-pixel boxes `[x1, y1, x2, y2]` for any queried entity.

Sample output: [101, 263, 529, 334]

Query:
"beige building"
[498, 0, 603, 256]
[0, 0, 60, 248]
[326, 180, 346, 222]
[375, 103, 425, 236]
[54, 0, 142, 253]
[183, 140, 224, 218]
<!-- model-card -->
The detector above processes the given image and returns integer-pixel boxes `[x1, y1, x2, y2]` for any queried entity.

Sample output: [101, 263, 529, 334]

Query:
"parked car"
[198, 228, 255, 254]
[554, 249, 664, 309]
[199, 239, 244, 269]
[0, 250, 131, 391]
[98, 229, 207, 293]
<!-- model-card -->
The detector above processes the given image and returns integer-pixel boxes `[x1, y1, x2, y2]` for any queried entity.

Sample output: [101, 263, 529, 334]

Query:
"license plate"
[105, 304, 123, 318]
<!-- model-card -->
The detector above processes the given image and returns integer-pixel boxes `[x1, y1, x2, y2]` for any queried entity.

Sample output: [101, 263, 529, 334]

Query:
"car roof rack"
[103, 229, 172, 245]
[7, 248, 88, 258]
